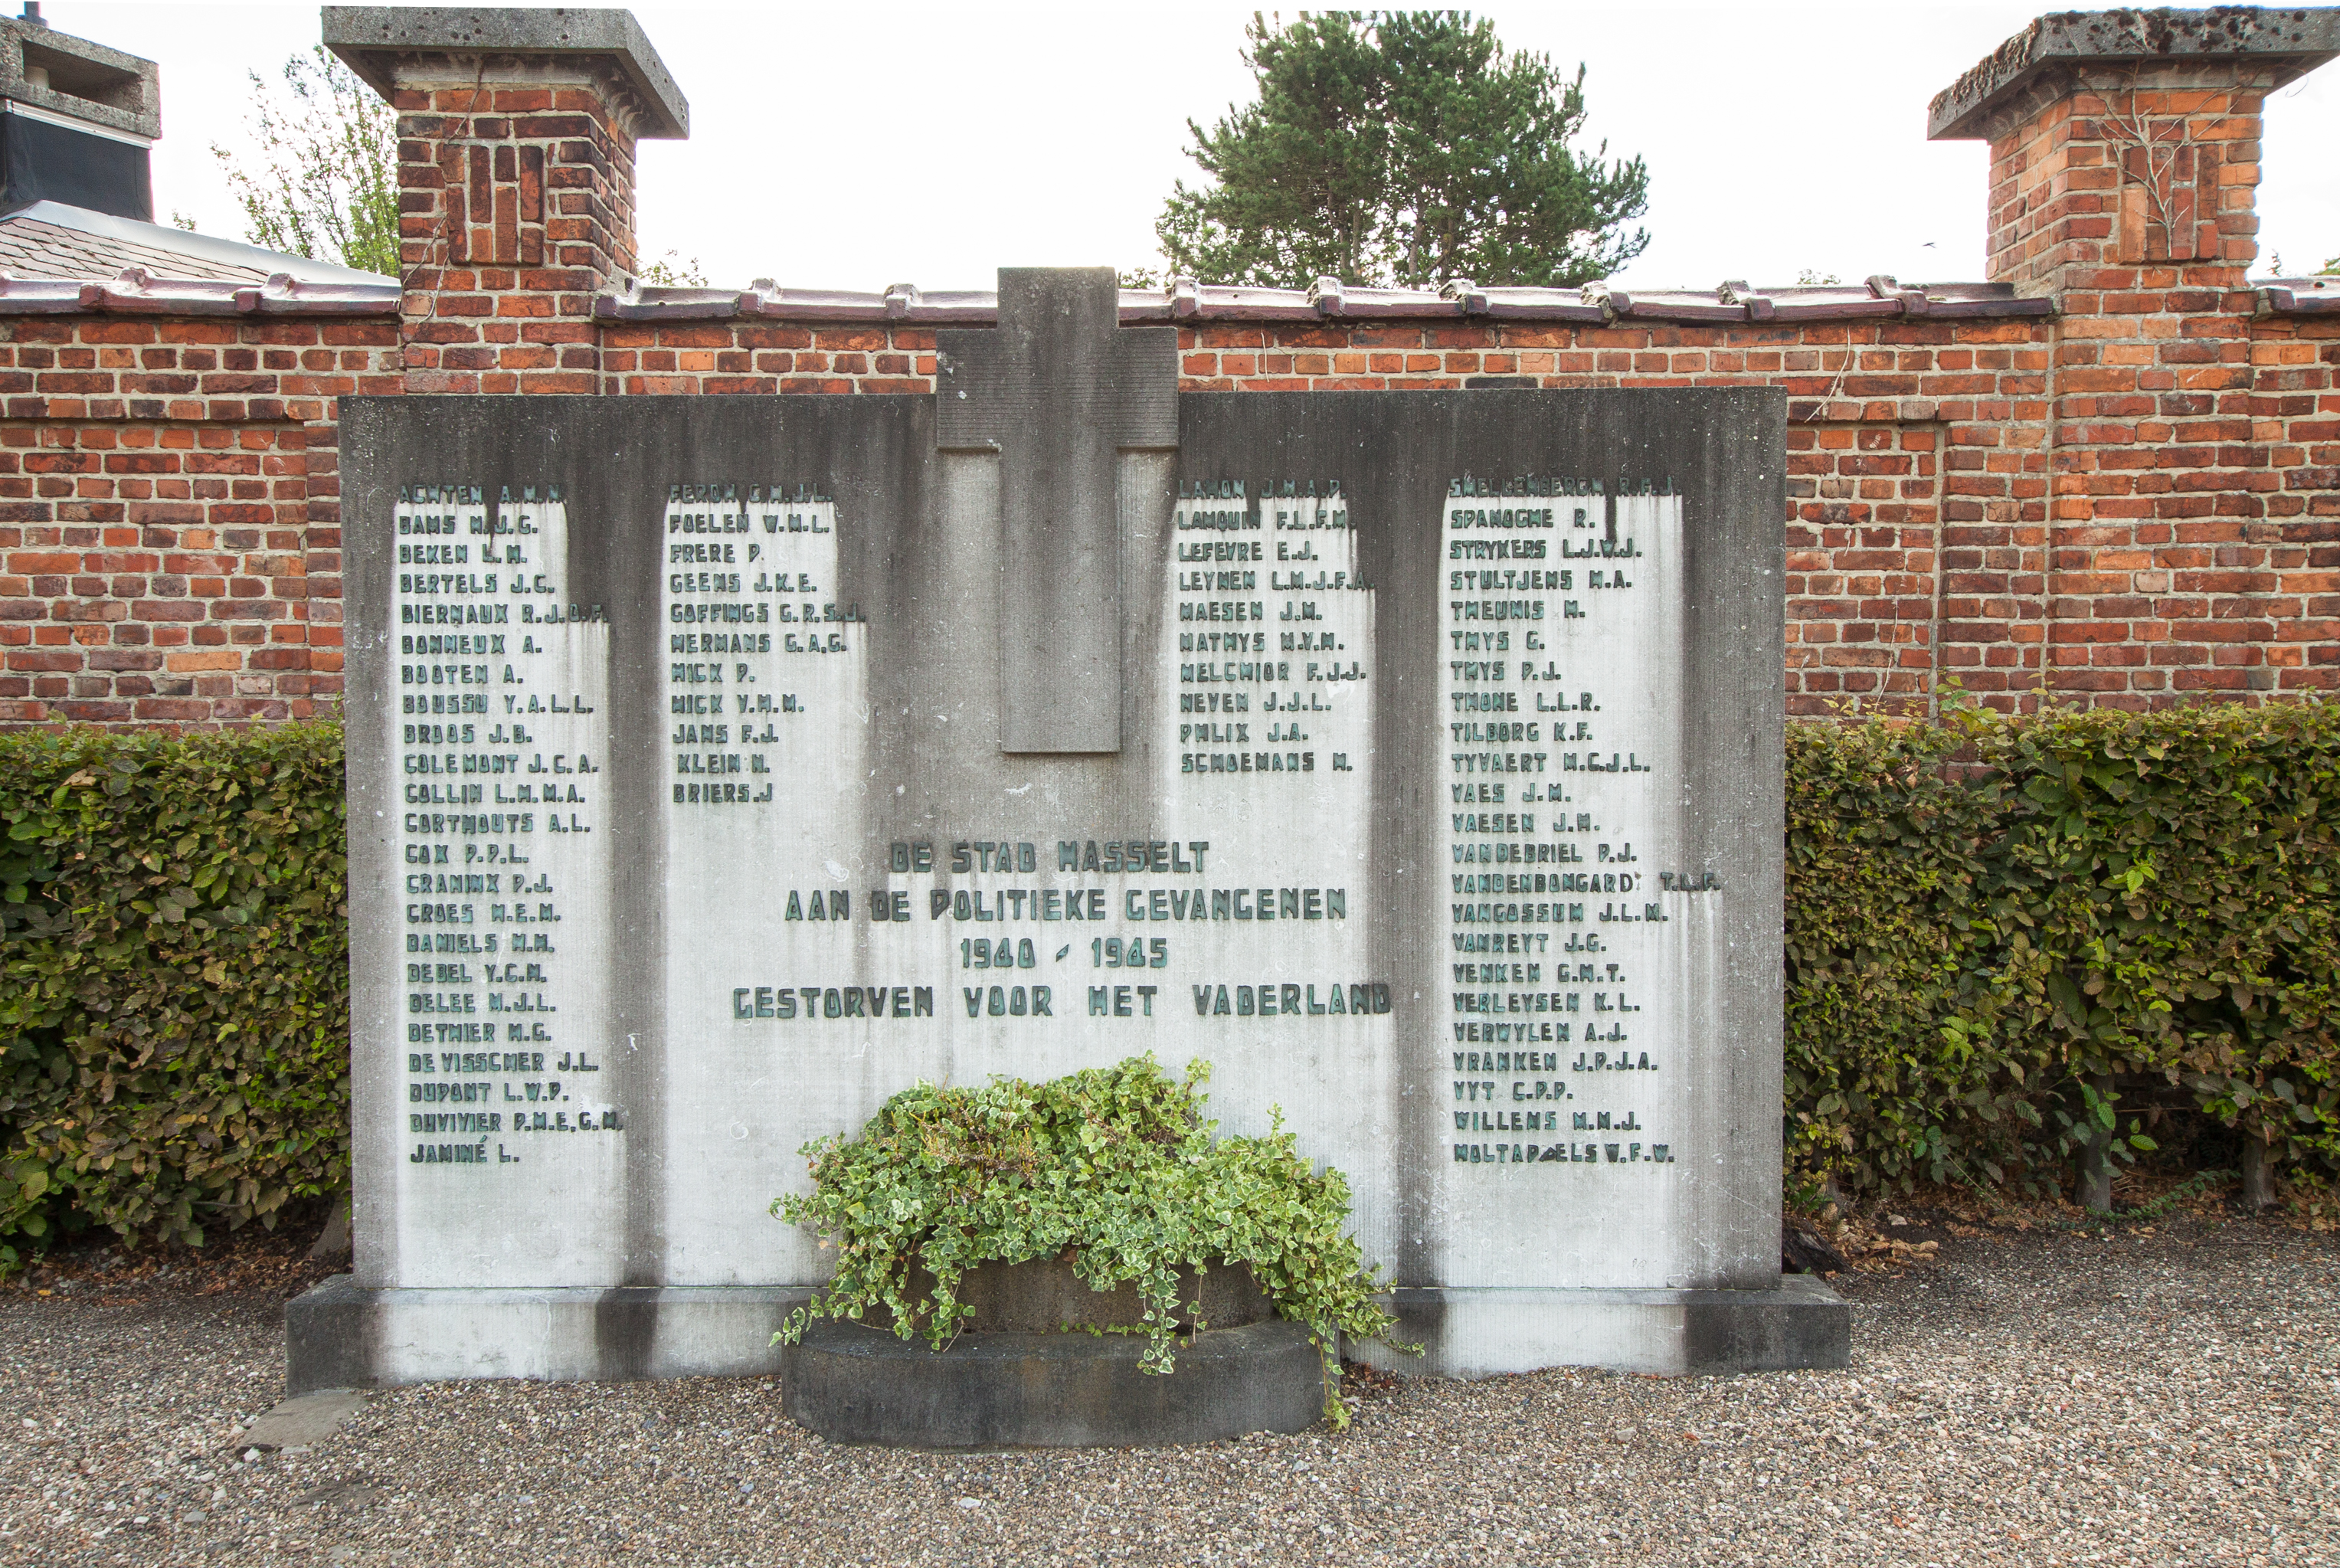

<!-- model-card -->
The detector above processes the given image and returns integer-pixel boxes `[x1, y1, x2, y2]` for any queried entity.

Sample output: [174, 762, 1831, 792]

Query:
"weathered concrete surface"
[1929, 6, 2340, 139]
[288, 1277, 813, 1394]
[335, 358, 1795, 1387]
[783, 1318, 1325, 1448]
[323, 6, 689, 138]
[1358, 1276, 1850, 1379]
[938, 1259, 1274, 1333]
[936, 267, 1177, 753]
[1176, 388, 1789, 1321]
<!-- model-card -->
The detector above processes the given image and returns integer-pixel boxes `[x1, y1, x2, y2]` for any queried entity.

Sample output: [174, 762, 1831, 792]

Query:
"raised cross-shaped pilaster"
[938, 268, 1178, 753]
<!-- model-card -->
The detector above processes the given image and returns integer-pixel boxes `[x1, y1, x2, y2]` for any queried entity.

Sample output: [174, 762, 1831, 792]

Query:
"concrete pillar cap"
[1928, 5, 2340, 141]
[321, 5, 688, 139]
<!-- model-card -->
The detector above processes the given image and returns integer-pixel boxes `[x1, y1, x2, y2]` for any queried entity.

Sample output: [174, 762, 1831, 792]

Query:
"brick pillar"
[325, 8, 691, 394]
[1969, 67, 2262, 296]
[1930, 10, 2339, 706]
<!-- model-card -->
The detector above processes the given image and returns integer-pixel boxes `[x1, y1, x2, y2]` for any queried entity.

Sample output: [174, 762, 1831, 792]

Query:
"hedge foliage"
[0, 705, 2333, 1255]
[1789, 702, 2339, 1192]
[0, 725, 348, 1257]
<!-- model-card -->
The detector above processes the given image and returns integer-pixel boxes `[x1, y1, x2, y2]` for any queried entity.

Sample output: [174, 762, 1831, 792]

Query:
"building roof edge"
[2, 201, 394, 284]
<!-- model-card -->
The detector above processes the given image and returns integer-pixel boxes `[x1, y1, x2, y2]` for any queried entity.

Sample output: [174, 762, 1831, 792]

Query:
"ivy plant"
[771, 1056, 1407, 1419]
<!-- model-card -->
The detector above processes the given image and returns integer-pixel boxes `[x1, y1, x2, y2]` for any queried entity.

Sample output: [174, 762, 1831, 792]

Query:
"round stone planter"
[781, 1259, 1327, 1447]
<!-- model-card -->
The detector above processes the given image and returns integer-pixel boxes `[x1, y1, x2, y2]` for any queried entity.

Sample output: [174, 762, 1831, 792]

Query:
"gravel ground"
[1, 1212, 2334, 1567]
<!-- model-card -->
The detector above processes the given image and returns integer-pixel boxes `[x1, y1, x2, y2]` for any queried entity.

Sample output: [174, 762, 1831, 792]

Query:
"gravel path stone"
[1, 1215, 2332, 1566]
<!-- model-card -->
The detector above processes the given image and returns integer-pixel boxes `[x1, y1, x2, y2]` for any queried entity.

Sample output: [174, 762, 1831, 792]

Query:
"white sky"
[43, 0, 2340, 290]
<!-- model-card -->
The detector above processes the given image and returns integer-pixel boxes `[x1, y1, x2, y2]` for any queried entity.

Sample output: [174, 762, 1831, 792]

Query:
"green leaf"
[1155, 14, 1648, 290]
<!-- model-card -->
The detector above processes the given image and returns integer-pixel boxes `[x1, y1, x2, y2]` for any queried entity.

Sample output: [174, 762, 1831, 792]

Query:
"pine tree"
[1157, 12, 1648, 290]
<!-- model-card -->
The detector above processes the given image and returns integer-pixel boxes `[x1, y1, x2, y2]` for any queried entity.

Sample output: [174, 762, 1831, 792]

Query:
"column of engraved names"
[394, 483, 616, 1172]
[659, 483, 865, 1282]
[1441, 480, 1669, 1170]
[1170, 480, 1369, 779]
[663, 484, 849, 807]
[1158, 479, 1383, 1160]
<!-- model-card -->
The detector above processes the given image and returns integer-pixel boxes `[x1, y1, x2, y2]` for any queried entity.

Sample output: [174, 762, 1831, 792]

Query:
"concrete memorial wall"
[293, 269, 1844, 1393]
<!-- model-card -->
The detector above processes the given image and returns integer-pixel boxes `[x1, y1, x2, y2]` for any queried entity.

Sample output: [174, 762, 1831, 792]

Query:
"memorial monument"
[290, 261, 1846, 1416]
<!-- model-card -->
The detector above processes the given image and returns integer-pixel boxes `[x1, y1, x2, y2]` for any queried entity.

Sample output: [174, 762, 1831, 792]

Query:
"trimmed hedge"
[0, 706, 2333, 1255]
[0, 725, 347, 1257]
[1789, 702, 2338, 1191]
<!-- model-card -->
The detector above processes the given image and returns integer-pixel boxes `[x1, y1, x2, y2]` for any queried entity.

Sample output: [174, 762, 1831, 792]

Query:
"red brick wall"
[7, 45, 2339, 730]
[247, 29, 2311, 729]
[394, 79, 640, 394]
[1984, 71, 2257, 291]
[0, 295, 2329, 728]
[0, 315, 398, 725]
[1165, 316, 2057, 715]
[0, 41, 2326, 730]
[1978, 70, 2294, 700]
[601, 323, 934, 395]
[598, 315, 2048, 718]
[1167, 302, 2340, 709]
[2253, 309, 2340, 690]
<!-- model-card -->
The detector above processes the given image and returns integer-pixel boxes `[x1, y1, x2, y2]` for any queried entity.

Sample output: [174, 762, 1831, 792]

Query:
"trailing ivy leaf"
[771, 1056, 1409, 1421]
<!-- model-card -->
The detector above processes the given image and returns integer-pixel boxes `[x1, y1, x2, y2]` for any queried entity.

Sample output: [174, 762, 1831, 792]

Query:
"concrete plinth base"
[287, 1275, 1848, 1398]
[286, 1277, 813, 1395]
[782, 1318, 1327, 1447]
[1349, 1275, 1851, 1378]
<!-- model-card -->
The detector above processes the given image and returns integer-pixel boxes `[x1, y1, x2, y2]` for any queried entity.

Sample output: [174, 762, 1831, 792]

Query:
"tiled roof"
[594, 272, 2340, 326]
[0, 266, 399, 316]
[2259, 275, 2340, 316]
[0, 201, 396, 284]
[0, 211, 270, 281]
[0, 228, 2328, 323]
[593, 275, 2067, 326]
[0, 199, 396, 313]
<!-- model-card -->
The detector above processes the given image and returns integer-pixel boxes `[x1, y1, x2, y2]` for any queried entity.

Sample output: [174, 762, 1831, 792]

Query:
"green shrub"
[771, 1056, 1403, 1415]
[1788, 702, 2340, 1192]
[2, 704, 2334, 1262]
[0, 724, 348, 1259]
